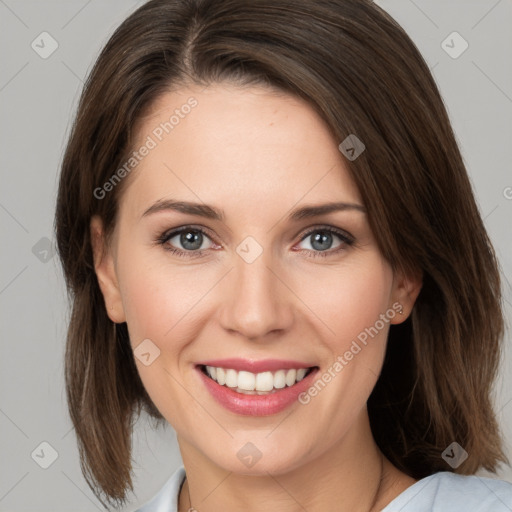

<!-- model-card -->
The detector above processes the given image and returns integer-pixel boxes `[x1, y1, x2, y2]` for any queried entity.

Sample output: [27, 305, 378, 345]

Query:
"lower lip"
[196, 366, 319, 416]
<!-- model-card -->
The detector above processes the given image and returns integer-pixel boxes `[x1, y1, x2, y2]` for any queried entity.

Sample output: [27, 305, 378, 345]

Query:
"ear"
[90, 215, 126, 324]
[389, 265, 423, 325]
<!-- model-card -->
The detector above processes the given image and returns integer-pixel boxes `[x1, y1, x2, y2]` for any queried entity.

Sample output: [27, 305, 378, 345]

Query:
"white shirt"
[135, 465, 512, 511]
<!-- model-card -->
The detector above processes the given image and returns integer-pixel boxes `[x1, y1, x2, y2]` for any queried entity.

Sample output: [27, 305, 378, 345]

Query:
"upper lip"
[196, 358, 316, 373]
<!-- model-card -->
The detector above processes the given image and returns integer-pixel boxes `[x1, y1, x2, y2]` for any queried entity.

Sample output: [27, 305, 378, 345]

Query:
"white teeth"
[273, 370, 286, 389]
[256, 371, 274, 391]
[237, 371, 256, 391]
[285, 369, 297, 386]
[233, 387, 277, 395]
[203, 365, 312, 392]
[296, 368, 307, 381]
[216, 367, 226, 385]
[225, 369, 238, 388]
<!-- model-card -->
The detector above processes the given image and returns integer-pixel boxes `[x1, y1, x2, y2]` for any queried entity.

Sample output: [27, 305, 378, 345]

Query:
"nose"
[218, 247, 295, 341]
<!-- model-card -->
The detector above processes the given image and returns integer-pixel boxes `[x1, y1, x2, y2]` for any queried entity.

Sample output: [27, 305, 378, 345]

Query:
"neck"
[177, 410, 413, 512]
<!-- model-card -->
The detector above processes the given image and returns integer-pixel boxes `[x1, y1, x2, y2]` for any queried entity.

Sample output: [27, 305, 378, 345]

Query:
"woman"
[54, 0, 512, 510]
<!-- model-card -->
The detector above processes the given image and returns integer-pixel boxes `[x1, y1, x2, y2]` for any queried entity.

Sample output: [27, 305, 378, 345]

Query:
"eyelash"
[156, 225, 355, 259]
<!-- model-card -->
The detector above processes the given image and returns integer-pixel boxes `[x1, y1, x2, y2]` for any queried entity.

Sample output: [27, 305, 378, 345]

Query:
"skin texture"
[91, 83, 422, 512]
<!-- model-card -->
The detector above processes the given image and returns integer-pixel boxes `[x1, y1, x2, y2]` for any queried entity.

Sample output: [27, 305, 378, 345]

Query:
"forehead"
[119, 83, 363, 222]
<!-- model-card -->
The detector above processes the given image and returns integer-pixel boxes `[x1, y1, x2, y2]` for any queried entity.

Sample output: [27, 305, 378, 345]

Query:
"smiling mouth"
[198, 364, 318, 395]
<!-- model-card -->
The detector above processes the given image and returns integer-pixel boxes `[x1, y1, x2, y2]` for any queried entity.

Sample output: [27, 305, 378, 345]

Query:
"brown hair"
[55, 0, 507, 508]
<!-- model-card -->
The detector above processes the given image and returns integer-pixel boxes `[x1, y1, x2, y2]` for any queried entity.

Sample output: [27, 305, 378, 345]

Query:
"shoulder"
[382, 471, 512, 512]
[135, 465, 186, 512]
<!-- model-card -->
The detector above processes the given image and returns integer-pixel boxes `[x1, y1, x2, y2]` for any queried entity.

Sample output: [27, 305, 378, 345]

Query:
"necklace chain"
[188, 477, 192, 511]
[182, 453, 384, 512]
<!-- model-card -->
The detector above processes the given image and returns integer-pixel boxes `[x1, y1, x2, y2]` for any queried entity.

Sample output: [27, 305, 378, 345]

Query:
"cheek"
[115, 250, 197, 414]
[292, 258, 394, 436]
[116, 243, 211, 364]
[118, 239, 393, 353]
[118, 262, 184, 348]
[294, 254, 394, 348]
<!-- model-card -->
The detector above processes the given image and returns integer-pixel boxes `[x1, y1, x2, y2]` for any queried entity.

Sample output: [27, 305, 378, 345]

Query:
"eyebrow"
[141, 199, 366, 222]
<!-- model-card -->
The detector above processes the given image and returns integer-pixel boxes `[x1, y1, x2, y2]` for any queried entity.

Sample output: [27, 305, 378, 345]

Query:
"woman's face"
[92, 82, 418, 475]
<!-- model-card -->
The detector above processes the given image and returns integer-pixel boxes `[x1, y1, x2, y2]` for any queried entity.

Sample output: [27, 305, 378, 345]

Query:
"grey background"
[0, 0, 511, 510]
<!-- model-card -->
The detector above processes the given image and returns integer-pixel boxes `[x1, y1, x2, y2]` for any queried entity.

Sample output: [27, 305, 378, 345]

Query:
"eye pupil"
[181, 230, 203, 250]
[311, 232, 332, 251]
